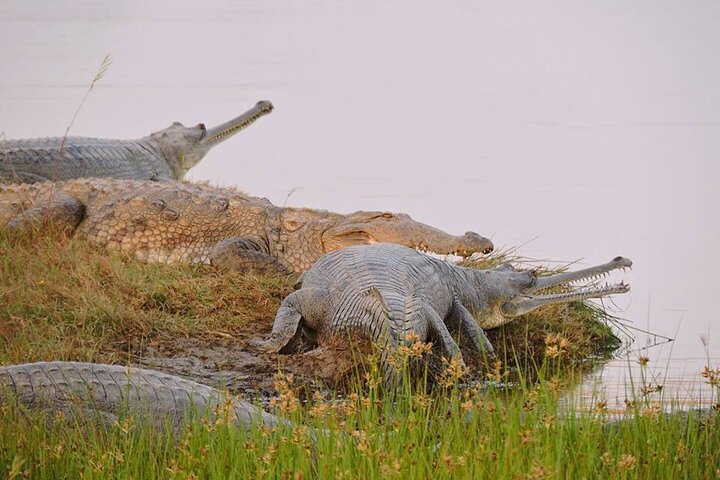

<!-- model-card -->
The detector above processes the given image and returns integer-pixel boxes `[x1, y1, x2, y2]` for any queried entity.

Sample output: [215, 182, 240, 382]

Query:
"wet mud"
[133, 320, 490, 405]
[134, 330, 363, 404]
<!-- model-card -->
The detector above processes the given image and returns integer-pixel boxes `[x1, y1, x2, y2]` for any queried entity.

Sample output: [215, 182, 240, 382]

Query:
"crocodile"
[256, 243, 632, 384]
[0, 179, 494, 274]
[0, 100, 273, 183]
[0, 361, 281, 430]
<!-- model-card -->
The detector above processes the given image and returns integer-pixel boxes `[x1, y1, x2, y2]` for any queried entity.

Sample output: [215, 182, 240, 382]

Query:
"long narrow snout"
[201, 101, 274, 146]
[502, 283, 630, 317]
[501, 256, 632, 317]
[529, 256, 632, 292]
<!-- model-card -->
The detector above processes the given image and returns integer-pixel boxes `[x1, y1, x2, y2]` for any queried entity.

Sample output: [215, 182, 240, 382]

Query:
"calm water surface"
[1, 0, 718, 409]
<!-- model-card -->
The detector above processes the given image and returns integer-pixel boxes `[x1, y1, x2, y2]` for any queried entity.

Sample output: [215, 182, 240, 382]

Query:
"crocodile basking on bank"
[0, 361, 281, 430]
[0, 101, 273, 183]
[257, 243, 632, 383]
[0, 179, 494, 274]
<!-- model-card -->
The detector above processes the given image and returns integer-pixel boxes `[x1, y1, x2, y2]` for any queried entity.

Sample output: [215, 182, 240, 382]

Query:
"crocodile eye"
[196, 123, 206, 138]
[282, 218, 305, 232]
[380, 213, 394, 219]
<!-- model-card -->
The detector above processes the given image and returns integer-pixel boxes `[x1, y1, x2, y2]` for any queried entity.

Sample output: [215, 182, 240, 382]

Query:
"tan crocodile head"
[270, 208, 494, 273]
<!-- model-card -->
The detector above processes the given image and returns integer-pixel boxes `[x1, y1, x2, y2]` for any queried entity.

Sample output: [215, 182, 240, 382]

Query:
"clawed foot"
[248, 338, 276, 353]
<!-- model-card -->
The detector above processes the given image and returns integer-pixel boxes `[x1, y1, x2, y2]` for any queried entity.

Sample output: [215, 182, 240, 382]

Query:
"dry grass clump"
[485, 302, 619, 372]
[0, 229, 292, 365]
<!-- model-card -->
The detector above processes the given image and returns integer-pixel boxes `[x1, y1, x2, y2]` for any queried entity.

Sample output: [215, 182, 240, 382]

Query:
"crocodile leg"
[376, 308, 467, 389]
[253, 288, 330, 353]
[6, 189, 85, 234]
[447, 301, 496, 361]
[210, 236, 292, 276]
[422, 306, 467, 369]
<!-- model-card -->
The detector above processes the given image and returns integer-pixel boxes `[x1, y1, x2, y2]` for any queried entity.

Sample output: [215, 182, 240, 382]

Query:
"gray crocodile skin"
[0, 361, 280, 429]
[0, 138, 172, 183]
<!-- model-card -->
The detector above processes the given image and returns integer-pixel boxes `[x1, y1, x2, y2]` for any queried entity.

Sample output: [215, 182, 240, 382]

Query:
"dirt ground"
[134, 315, 500, 404]
[135, 326, 369, 403]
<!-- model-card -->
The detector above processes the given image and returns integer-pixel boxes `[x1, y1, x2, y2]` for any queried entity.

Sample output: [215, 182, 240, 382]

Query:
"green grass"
[1, 363, 718, 479]
[2, 230, 718, 479]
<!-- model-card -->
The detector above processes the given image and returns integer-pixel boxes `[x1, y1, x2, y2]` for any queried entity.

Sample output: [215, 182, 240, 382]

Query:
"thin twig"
[58, 54, 113, 154]
[282, 186, 304, 209]
[46, 54, 112, 226]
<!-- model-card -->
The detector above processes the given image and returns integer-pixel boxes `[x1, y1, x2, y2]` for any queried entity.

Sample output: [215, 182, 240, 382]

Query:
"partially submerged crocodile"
[0, 101, 273, 183]
[0, 361, 281, 430]
[257, 243, 631, 383]
[0, 179, 494, 274]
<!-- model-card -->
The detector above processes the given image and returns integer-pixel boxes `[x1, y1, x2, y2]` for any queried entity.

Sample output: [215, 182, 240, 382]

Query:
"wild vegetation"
[0, 230, 618, 373]
[1, 230, 718, 479]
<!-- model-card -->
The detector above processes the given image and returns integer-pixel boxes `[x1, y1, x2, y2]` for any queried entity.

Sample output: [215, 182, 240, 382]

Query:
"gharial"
[0, 100, 273, 184]
[0, 361, 281, 430]
[0, 179, 494, 275]
[256, 243, 632, 383]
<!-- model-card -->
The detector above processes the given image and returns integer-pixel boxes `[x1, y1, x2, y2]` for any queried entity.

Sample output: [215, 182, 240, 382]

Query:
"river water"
[1, 0, 718, 410]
